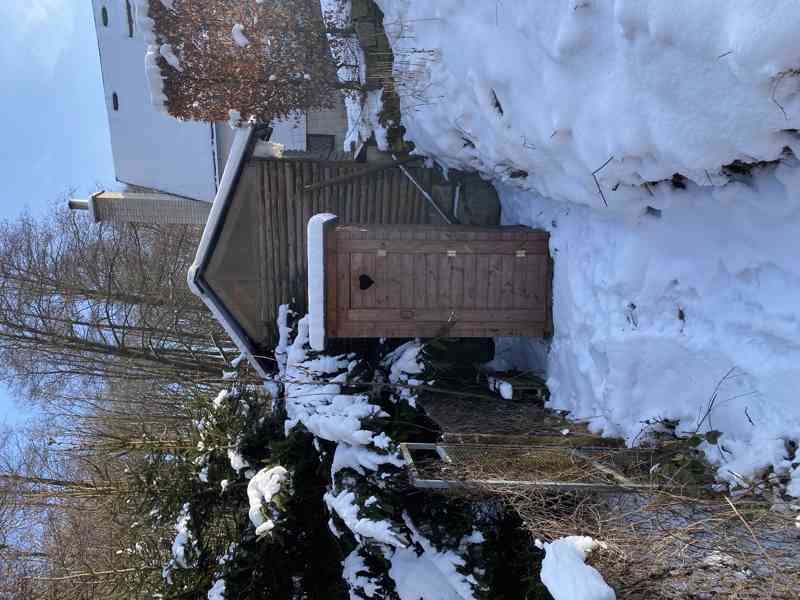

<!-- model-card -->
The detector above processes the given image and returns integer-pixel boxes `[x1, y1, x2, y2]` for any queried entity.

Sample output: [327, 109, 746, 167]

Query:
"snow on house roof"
[92, 0, 219, 201]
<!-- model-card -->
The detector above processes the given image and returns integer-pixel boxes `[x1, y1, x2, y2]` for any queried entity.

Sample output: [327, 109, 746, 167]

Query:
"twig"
[771, 76, 790, 121]
[592, 155, 614, 207]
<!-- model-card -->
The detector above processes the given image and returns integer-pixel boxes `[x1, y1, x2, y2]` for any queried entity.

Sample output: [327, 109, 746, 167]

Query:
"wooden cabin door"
[324, 224, 551, 340]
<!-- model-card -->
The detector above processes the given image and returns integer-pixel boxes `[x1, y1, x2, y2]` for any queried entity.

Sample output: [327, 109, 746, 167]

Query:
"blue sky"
[0, 1, 115, 426]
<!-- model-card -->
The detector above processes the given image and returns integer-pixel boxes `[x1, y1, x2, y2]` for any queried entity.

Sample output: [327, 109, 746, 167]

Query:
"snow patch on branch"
[324, 489, 406, 547]
[231, 24, 250, 48]
[247, 466, 289, 537]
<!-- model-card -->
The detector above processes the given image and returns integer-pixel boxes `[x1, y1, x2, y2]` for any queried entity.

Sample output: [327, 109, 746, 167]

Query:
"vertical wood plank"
[281, 162, 295, 308]
[438, 253, 451, 308]
[400, 253, 414, 308]
[488, 254, 503, 308]
[425, 253, 438, 308]
[513, 255, 530, 310]
[463, 253, 477, 309]
[336, 248, 349, 333]
[451, 253, 464, 309]
[413, 254, 426, 308]
[350, 252, 364, 309]
[501, 254, 515, 309]
[362, 253, 376, 308]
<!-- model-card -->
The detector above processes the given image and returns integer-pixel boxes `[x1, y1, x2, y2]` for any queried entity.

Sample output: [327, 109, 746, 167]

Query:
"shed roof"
[189, 126, 443, 378]
[188, 126, 273, 377]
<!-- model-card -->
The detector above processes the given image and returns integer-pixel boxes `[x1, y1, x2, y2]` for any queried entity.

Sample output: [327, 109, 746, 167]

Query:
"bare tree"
[0, 208, 230, 405]
[146, 0, 353, 122]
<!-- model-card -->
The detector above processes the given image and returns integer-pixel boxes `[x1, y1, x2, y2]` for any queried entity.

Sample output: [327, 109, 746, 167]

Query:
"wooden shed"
[307, 214, 552, 350]
[189, 126, 445, 376]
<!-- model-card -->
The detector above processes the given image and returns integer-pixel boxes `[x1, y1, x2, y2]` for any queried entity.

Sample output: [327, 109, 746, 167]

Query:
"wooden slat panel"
[425, 253, 438, 308]
[333, 322, 546, 339]
[275, 161, 290, 305]
[374, 251, 389, 307]
[360, 253, 376, 308]
[475, 255, 490, 309]
[513, 255, 530, 310]
[413, 254, 426, 309]
[487, 254, 503, 308]
[336, 251, 349, 335]
[400, 253, 415, 308]
[501, 254, 515, 309]
[264, 163, 280, 326]
[350, 253, 365, 309]
[342, 308, 546, 323]
[463, 253, 477, 309]
[438, 253, 451, 307]
[325, 229, 338, 336]
[451, 253, 465, 309]
[338, 240, 545, 255]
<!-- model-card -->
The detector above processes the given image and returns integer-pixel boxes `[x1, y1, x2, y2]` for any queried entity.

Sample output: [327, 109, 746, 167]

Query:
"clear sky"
[0, 1, 116, 426]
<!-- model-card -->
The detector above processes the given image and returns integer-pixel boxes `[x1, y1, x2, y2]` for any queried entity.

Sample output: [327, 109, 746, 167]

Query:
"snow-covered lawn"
[372, 0, 800, 497]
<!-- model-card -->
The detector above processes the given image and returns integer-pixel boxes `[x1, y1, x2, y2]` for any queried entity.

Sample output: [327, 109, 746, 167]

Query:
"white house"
[92, 0, 232, 201]
[92, 1, 350, 204]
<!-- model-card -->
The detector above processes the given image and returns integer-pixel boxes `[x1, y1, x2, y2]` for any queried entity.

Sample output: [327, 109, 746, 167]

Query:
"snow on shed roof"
[187, 126, 275, 379]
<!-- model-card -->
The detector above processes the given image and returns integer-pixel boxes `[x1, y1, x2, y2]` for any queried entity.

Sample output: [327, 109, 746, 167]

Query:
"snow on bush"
[231, 24, 250, 48]
[247, 466, 289, 537]
[388, 513, 480, 600]
[383, 341, 425, 407]
[537, 536, 615, 600]
[162, 503, 197, 582]
[342, 549, 382, 598]
[324, 489, 406, 547]
[375, 0, 800, 495]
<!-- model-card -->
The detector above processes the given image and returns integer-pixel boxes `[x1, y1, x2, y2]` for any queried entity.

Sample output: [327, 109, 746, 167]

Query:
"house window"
[125, 1, 134, 37]
[101, 6, 109, 27]
[112, 93, 119, 111]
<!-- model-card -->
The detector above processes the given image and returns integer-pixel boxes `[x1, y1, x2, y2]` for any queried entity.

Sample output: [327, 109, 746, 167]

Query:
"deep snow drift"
[374, 0, 800, 494]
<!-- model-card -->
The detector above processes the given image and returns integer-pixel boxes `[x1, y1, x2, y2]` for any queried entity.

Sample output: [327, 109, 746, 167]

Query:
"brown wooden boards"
[324, 224, 551, 340]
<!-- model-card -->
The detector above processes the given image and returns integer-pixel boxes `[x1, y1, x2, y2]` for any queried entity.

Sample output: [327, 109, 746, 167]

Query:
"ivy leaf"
[705, 430, 723, 445]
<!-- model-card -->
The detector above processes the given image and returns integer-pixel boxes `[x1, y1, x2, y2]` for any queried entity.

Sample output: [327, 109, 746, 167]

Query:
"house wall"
[307, 100, 350, 152]
[92, 0, 218, 201]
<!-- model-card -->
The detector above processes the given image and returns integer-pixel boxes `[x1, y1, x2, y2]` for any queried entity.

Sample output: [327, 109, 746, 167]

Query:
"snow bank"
[247, 466, 289, 536]
[159, 43, 182, 71]
[537, 536, 615, 600]
[376, 0, 800, 494]
[498, 176, 800, 492]
[375, 0, 800, 208]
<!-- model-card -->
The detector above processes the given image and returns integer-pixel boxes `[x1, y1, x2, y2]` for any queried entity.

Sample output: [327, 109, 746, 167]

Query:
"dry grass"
[450, 455, 800, 599]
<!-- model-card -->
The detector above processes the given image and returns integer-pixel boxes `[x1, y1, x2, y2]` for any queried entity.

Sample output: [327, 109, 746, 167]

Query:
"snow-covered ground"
[371, 0, 800, 495]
